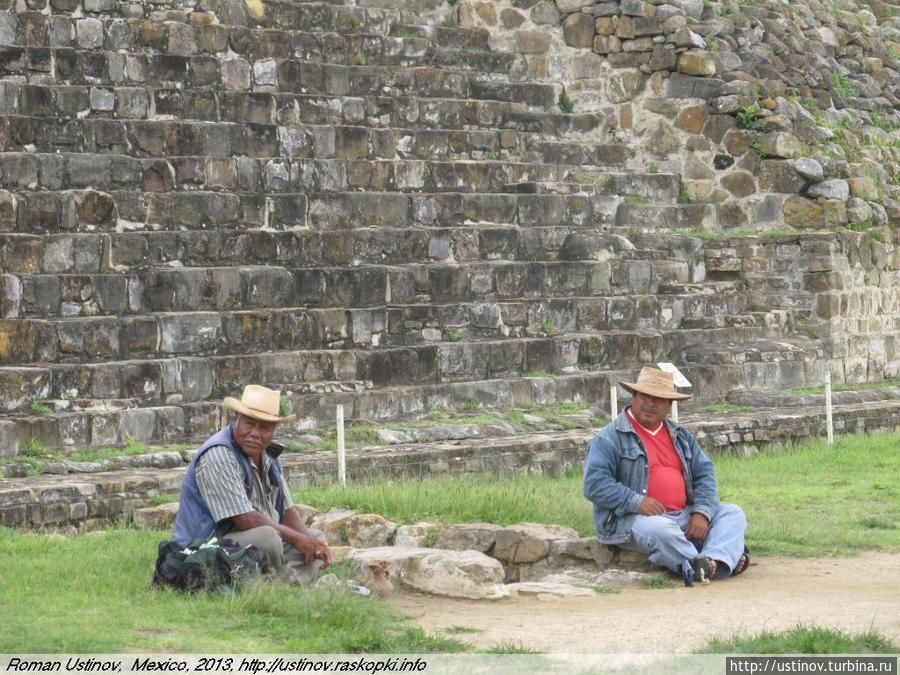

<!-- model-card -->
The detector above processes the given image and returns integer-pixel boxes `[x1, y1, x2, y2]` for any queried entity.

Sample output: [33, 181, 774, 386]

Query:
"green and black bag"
[152, 537, 265, 592]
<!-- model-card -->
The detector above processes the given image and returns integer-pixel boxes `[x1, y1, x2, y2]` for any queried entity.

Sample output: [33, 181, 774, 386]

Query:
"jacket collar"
[614, 408, 682, 436]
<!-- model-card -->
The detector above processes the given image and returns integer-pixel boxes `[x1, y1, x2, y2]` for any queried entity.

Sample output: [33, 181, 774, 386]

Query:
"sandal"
[732, 547, 751, 576]
[682, 556, 713, 586]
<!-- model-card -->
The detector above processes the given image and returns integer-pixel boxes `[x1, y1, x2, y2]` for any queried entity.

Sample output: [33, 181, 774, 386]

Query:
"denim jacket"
[583, 409, 720, 545]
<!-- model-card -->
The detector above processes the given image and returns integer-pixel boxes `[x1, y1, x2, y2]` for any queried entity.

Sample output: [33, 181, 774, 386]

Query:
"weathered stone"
[494, 523, 580, 563]
[434, 522, 502, 552]
[350, 546, 509, 600]
[678, 50, 716, 76]
[530, 2, 560, 25]
[793, 158, 825, 183]
[515, 31, 551, 54]
[556, 0, 593, 12]
[474, 1, 497, 25]
[562, 12, 595, 49]
[394, 522, 436, 547]
[507, 581, 598, 597]
[133, 502, 179, 530]
[709, 94, 752, 115]
[604, 70, 646, 103]
[759, 160, 807, 193]
[759, 132, 802, 159]
[500, 8, 526, 29]
[721, 171, 756, 198]
[847, 176, 878, 200]
[673, 27, 706, 49]
[311, 508, 398, 547]
[846, 197, 873, 225]
[620, 0, 654, 17]
[674, 104, 707, 134]
[783, 196, 825, 229]
[807, 178, 850, 202]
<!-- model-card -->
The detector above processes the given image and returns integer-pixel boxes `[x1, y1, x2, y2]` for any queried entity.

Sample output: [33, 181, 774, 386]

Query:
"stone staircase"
[0, 0, 890, 459]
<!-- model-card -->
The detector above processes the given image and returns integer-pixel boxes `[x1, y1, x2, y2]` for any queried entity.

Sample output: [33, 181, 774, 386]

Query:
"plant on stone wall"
[649, 163, 658, 173]
[356, 55, 367, 66]
[677, 184, 692, 204]
[831, 71, 860, 98]
[30, 401, 52, 415]
[736, 104, 759, 130]
[540, 313, 554, 336]
[463, 399, 480, 410]
[445, 329, 463, 342]
[441, 12, 456, 27]
[558, 91, 575, 114]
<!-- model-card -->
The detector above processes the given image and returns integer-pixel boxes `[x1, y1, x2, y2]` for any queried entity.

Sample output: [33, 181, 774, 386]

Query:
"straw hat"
[620, 367, 692, 401]
[223, 384, 296, 423]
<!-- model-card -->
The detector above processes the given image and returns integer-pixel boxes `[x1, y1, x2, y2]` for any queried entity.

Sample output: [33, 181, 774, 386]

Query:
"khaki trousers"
[224, 526, 326, 585]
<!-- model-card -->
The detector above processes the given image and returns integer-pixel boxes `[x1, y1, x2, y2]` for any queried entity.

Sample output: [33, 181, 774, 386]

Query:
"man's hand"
[290, 532, 333, 569]
[684, 513, 709, 542]
[638, 497, 666, 516]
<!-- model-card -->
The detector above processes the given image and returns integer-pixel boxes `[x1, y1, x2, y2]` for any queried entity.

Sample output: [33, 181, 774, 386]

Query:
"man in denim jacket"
[583, 367, 750, 584]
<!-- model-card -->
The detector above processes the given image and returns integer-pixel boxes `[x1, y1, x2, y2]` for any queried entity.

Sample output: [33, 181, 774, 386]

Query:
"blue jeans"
[620, 504, 747, 577]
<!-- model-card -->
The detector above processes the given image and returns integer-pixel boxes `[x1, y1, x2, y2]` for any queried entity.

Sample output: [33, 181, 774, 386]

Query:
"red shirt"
[628, 409, 687, 511]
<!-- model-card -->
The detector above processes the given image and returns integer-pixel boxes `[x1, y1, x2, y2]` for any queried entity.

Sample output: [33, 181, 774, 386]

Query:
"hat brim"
[223, 397, 297, 423]
[620, 381, 692, 401]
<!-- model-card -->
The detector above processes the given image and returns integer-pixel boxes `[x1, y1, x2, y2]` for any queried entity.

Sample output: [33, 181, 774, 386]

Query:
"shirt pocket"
[617, 444, 645, 484]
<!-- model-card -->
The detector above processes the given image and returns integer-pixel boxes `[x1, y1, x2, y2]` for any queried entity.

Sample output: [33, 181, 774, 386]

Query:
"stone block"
[793, 158, 825, 183]
[434, 522, 502, 552]
[678, 50, 717, 76]
[494, 523, 580, 563]
[721, 171, 756, 198]
[759, 132, 802, 159]
[0, 420, 19, 458]
[75, 18, 103, 49]
[759, 160, 807, 194]
[562, 12, 595, 49]
[133, 502, 179, 530]
[515, 31, 551, 54]
[783, 196, 825, 229]
[807, 179, 849, 202]
[531, 2, 560, 25]
[847, 176, 878, 201]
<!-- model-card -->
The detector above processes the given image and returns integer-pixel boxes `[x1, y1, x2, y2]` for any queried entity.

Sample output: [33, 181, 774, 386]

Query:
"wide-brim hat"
[223, 384, 297, 423]
[620, 367, 692, 401]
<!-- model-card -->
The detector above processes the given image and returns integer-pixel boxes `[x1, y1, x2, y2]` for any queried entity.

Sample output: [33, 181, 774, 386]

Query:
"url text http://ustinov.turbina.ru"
[3, 657, 429, 674]
[726, 657, 898, 675]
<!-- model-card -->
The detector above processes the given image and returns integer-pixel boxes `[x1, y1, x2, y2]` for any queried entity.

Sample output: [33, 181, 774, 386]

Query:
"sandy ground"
[389, 552, 900, 653]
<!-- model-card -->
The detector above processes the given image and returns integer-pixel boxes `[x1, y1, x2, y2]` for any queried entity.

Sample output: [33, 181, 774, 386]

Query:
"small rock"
[508, 581, 598, 597]
[394, 522, 436, 547]
[377, 429, 414, 444]
[350, 546, 509, 600]
[793, 158, 825, 183]
[678, 50, 717, 77]
[133, 503, 180, 530]
[846, 198, 872, 225]
[759, 132, 802, 159]
[673, 27, 706, 49]
[807, 178, 850, 202]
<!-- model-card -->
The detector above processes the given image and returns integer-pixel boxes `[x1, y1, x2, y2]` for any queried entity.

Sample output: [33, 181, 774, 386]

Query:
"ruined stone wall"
[703, 229, 900, 384]
[458, 0, 900, 233]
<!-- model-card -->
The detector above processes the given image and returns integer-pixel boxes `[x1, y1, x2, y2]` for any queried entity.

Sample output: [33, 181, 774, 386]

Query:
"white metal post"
[825, 370, 833, 446]
[336, 404, 346, 486]
[671, 400, 679, 423]
[610, 385, 618, 419]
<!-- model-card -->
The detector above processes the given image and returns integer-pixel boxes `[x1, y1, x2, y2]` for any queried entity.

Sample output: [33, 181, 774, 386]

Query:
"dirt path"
[389, 552, 900, 653]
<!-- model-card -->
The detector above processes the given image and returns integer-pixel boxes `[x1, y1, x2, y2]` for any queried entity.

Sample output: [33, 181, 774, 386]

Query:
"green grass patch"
[624, 195, 651, 205]
[0, 526, 464, 653]
[294, 471, 595, 535]
[713, 433, 900, 556]
[293, 432, 900, 558]
[30, 401, 52, 414]
[558, 91, 575, 114]
[639, 573, 678, 589]
[831, 70, 860, 98]
[702, 403, 756, 414]
[523, 370, 554, 378]
[787, 379, 900, 395]
[700, 625, 898, 654]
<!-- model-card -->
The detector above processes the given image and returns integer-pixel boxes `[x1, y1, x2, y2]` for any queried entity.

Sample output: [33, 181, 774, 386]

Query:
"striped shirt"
[195, 445, 294, 525]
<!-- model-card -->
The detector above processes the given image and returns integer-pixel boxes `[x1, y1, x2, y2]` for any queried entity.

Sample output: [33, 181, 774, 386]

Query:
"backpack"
[151, 537, 265, 592]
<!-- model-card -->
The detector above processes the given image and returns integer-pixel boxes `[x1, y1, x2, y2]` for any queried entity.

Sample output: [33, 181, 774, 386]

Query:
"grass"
[290, 432, 900, 558]
[735, 104, 759, 130]
[624, 195, 651, 205]
[787, 379, 900, 395]
[30, 401, 52, 414]
[831, 70, 860, 98]
[702, 403, 755, 414]
[701, 626, 898, 654]
[522, 370, 554, 378]
[639, 573, 677, 589]
[0, 526, 465, 653]
[558, 92, 574, 114]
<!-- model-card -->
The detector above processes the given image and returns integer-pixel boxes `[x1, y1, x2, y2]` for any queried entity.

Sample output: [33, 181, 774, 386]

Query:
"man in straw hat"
[583, 367, 750, 585]
[171, 384, 332, 584]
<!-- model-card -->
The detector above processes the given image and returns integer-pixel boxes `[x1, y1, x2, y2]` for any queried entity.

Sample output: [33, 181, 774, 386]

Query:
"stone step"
[0, 322, 788, 412]
[511, 173, 681, 201]
[0, 115, 613, 165]
[0, 24, 515, 72]
[0, 225, 712, 276]
[0, 81, 604, 136]
[615, 202, 719, 231]
[0, 45, 548, 106]
[7, 2, 407, 37]
[4, 186, 635, 234]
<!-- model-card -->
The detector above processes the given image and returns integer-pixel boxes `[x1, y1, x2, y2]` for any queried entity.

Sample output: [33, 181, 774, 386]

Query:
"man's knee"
[232, 525, 284, 570]
[715, 503, 747, 528]
[631, 515, 684, 549]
